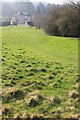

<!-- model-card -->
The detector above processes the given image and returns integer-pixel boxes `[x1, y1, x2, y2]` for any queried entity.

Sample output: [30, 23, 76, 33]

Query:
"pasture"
[1, 26, 78, 119]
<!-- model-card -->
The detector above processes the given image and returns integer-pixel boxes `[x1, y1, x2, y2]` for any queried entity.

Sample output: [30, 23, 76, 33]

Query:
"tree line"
[39, 2, 80, 37]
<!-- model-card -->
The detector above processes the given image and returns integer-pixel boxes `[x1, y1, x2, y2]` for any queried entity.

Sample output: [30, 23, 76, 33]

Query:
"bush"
[0, 20, 10, 26]
[44, 22, 60, 36]
[42, 2, 80, 37]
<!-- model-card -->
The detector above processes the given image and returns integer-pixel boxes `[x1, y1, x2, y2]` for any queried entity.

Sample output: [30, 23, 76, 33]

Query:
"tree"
[58, 2, 80, 37]
[43, 1, 80, 37]
[33, 2, 46, 29]
[36, 2, 46, 16]
[43, 4, 61, 36]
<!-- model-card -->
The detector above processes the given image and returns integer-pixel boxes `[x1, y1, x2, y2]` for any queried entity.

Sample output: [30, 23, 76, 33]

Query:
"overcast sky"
[1, 0, 79, 4]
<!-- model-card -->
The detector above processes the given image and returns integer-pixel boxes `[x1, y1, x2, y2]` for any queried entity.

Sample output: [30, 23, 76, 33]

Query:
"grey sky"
[30, 0, 65, 4]
[1, 0, 79, 4]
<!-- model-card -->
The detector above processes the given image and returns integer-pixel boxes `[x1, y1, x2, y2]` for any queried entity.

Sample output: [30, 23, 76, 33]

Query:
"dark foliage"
[0, 20, 10, 26]
[42, 2, 80, 37]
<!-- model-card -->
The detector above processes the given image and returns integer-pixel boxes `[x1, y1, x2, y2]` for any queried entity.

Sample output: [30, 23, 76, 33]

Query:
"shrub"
[0, 20, 10, 26]
[42, 2, 80, 37]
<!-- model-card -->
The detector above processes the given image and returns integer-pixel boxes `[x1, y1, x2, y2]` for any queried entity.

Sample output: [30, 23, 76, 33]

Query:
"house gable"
[11, 12, 33, 26]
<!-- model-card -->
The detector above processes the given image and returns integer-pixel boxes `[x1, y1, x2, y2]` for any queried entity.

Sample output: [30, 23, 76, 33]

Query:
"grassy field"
[1, 26, 79, 119]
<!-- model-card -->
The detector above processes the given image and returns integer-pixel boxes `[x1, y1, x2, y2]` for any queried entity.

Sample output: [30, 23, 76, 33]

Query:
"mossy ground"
[1, 26, 79, 119]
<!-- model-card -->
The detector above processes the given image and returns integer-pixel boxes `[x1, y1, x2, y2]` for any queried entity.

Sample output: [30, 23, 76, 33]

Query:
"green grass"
[2, 26, 78, 65]
[1, 26, 78, 119]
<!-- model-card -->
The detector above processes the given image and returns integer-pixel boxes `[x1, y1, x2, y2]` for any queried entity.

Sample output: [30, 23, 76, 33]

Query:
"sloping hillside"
[1, 26, 79, 119]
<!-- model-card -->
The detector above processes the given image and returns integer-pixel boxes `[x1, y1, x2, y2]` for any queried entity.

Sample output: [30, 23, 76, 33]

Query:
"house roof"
[17, 12, 31, 16]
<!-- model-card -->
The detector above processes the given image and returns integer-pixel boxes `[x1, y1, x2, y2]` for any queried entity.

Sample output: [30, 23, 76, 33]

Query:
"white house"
[11, 12, 33, 27]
